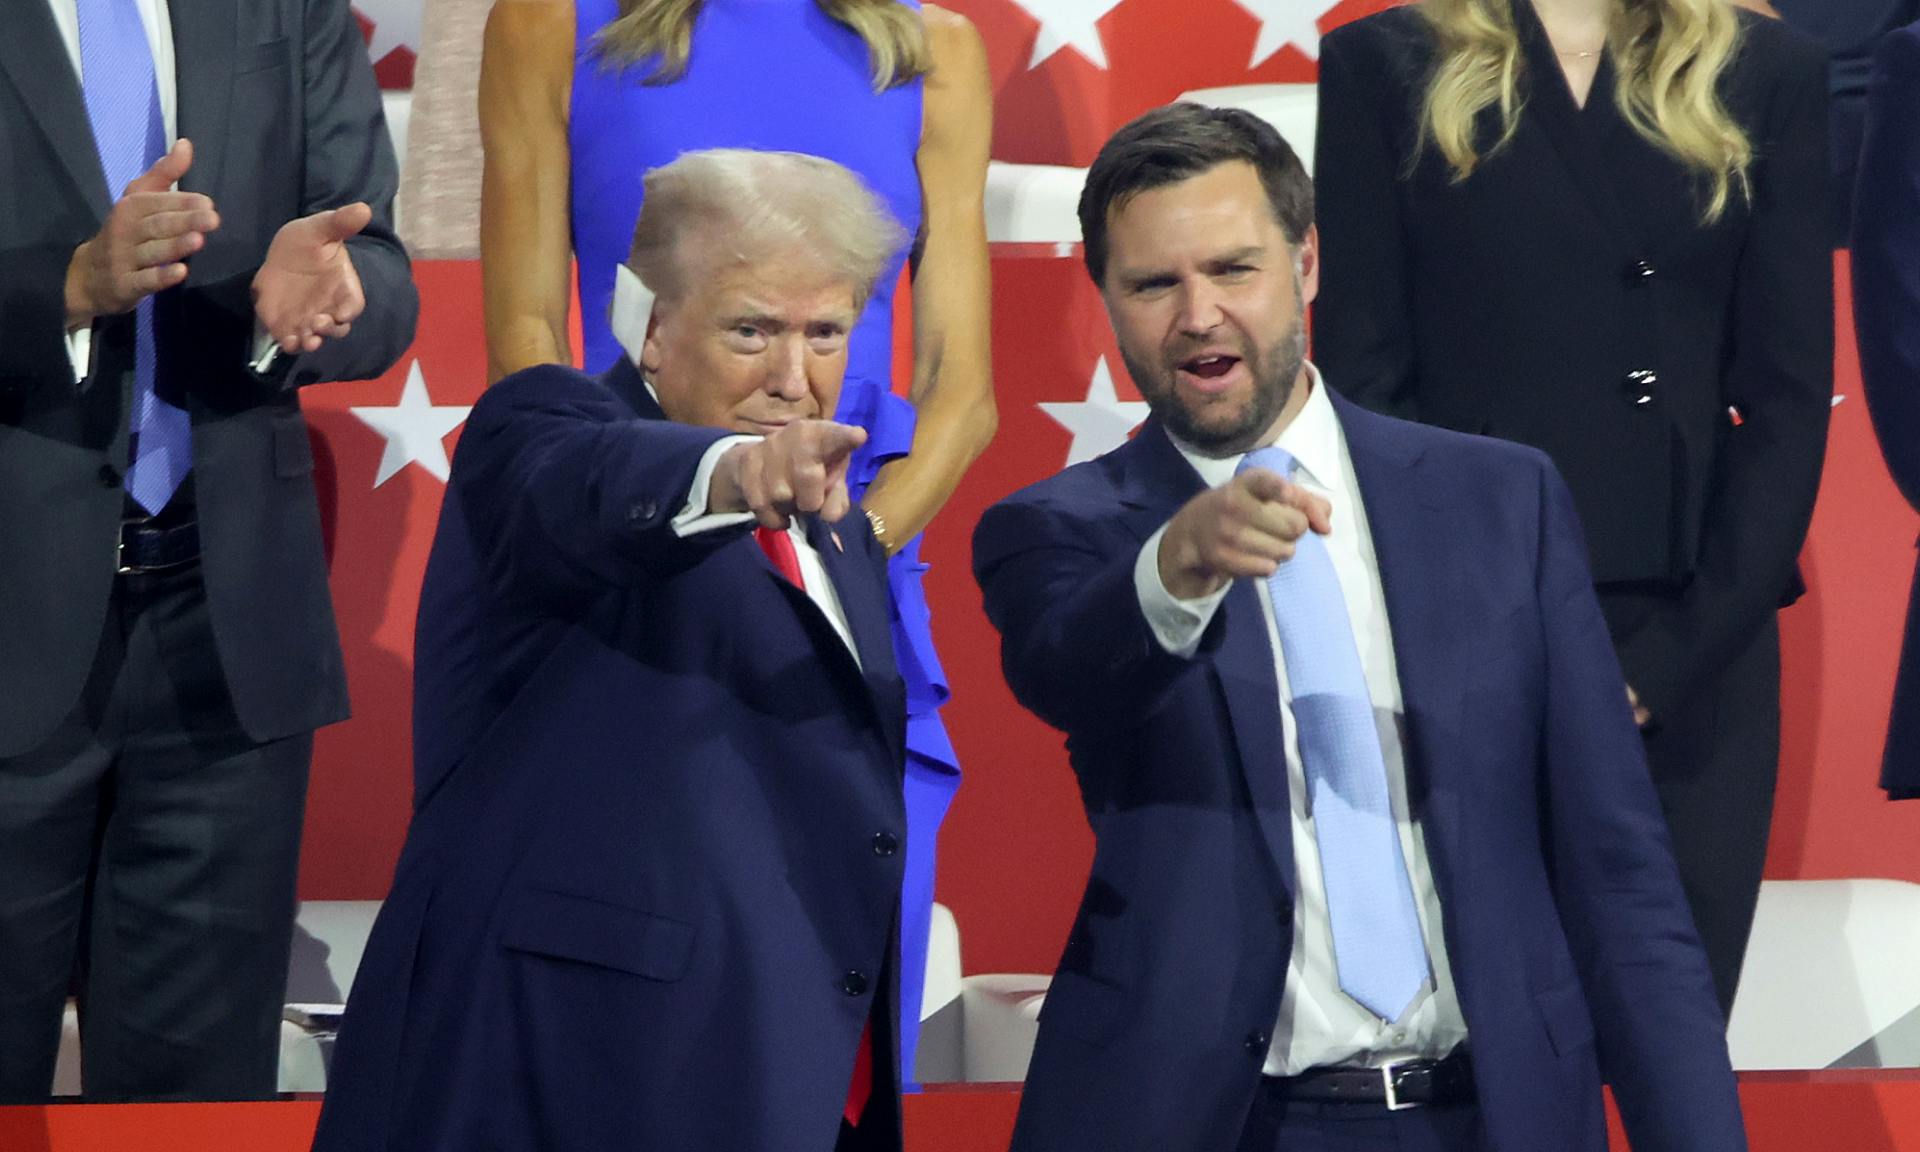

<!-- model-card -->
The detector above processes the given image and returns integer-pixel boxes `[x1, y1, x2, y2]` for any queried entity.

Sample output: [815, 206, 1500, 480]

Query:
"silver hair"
[627, 148, 907, 309]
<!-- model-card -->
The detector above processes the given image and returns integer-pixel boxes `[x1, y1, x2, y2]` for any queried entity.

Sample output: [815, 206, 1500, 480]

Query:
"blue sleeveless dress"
[570, 0, 958, 1085]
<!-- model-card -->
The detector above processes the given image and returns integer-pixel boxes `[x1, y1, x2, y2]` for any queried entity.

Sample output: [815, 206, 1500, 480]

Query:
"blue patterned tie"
[78, 0, 189, 515]
[1240, 446, 1429, 1022]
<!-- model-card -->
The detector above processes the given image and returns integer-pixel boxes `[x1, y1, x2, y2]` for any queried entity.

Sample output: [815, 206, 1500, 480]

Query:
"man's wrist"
[64, 243, 95, 331]
[1156, 527, 1225, 601]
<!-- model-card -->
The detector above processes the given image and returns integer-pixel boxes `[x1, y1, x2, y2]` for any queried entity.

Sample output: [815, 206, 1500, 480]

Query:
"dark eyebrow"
[721, 312, 786, 333]
[1204, 246, 1267, 268]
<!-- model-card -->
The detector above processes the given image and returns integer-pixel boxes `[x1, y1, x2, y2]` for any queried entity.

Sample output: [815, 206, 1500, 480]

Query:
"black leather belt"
[118, 515, 201, 574]
[1263, 1051, 1475, 1111]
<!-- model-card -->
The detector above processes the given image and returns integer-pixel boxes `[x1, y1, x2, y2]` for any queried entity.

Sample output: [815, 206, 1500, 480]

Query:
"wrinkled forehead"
[670, 242, 862, 327]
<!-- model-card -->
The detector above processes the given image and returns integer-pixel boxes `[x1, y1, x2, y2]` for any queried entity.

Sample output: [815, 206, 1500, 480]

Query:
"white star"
[353, 0, 422, 65]
[1232, 0, 1344, 65]
[350, 360, 472, 487]
[1040, 356, 1151, 468]
[1009, 0, 1128, 69]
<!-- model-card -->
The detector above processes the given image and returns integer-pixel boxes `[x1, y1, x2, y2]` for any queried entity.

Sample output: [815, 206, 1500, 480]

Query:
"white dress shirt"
[1133, 365, 1469, 1075]
[611, 290, 861, 666]
[49, 0, 278, 383]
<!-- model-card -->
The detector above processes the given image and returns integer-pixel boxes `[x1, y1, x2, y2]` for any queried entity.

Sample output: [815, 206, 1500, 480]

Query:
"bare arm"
[479, 0, 576, 383]
[861, 5, 995, 553]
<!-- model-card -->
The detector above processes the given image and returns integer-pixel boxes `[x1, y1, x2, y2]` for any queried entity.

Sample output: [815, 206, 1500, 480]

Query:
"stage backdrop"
[311, 0, 1920, 982]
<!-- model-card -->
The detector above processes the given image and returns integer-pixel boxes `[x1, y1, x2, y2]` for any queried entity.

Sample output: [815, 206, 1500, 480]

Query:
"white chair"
[1728, 878, 1920, 1070]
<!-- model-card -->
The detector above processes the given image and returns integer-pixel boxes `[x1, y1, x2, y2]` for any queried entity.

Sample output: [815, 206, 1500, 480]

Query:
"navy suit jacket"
[972, 393, 1742, 1152]
[1854, 19, 1920, 799]
[312, 360, 909, 1152]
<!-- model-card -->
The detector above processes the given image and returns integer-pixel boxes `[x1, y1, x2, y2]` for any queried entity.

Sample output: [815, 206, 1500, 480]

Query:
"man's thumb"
[319, 202, 374, 242]
[129, 138, 193, 194]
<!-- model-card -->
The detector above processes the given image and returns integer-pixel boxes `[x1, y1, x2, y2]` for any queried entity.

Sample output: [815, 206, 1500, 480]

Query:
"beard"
[1120, 300, 1308, 458]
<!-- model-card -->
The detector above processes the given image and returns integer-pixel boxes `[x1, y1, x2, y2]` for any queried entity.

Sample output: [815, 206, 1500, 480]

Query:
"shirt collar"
[1168, 362, 1345, 490]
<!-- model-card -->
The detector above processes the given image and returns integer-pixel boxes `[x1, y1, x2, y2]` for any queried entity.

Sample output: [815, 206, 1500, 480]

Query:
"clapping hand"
[252, 202, 373, 355]
[64, 139, 218, 326]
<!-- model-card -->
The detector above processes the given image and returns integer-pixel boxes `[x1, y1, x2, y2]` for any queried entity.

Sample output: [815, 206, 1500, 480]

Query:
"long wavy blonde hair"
[1417, 0, 1752, 220]
[594, 0, 929, 89]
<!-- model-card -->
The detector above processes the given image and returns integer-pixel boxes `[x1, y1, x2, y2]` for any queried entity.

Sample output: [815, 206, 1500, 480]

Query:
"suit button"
[98, 464, 122, 488]
[627, 499, 658, 524]
[841, 970, 870, 997]
[1245, 1030, 1270, 1055]
[871, 831, 899, 857]
[1624, 369, 1659, 405]
[1628, 259, 1657, 281]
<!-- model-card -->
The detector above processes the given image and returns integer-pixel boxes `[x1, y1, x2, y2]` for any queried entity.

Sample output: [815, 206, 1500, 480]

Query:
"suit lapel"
[169, 0, 239, 199]
[1511, 1, 1642, 252]
[1331, 395, 1464, 849]
[0, 1, 111, 220]
[1118, 423, 1299, 895]
[604, 357, 909, 750]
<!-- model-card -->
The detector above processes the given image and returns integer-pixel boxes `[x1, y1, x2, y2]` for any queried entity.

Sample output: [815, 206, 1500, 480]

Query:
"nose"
[1175, 279, 1223, 336]
[766, 337, 809, 401]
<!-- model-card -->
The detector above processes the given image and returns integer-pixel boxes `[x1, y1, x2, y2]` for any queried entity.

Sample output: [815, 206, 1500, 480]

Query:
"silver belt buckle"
[1379, 1056, 1420, 1111]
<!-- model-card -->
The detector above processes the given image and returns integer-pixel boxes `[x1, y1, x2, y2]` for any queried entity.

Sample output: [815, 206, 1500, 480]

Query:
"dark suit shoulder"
[1321, 7, 1435, 89]
[1729, 10, 1832, 98]
[988, 451, 1132, 518]
[1873, 18, 1920, 70]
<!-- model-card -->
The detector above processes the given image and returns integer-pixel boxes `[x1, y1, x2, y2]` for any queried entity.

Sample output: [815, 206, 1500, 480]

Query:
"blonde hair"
[627, 148, 906, 309]
[1416, 0, 1752, 220]
[594, 0, 928, 89]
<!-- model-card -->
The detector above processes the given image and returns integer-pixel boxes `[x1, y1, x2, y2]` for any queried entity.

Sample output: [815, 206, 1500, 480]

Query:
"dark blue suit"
[972, 393, 1742, 1152]
[1854, 19, 1920, 799]
[311, 359, 909, 1152]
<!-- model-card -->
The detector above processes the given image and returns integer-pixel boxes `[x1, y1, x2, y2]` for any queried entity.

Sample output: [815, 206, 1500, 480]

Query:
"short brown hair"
[1078, 104, 1314, 286]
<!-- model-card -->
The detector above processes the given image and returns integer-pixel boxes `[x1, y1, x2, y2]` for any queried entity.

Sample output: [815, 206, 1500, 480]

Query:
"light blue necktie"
[78, 0, 190, 515]
[1240, 446, 1429, 1023]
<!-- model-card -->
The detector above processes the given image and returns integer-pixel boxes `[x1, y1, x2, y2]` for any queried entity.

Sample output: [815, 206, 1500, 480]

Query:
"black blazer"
[1852, 20, 1920, 797]
[1314, 4, 1832, 716]
[0, 0, 418, 756]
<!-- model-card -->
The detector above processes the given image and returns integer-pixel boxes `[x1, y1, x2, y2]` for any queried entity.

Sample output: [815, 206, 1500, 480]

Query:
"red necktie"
[754, 525, 805, 586]
[752, 525, 875, 1126]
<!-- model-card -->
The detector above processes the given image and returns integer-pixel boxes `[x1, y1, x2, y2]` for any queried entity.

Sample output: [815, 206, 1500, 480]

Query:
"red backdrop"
[299, 1, 1920, 982]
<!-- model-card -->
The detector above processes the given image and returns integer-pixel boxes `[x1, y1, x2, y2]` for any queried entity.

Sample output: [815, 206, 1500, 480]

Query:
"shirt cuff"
[1135, 524, 1230, 658]
[673, 434, 762, 537]
[250, 323, 280, 375]
[68, 325, 93, 385]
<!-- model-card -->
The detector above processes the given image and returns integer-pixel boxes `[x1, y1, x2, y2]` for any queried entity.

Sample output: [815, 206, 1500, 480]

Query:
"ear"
[1295, 225, 1321, 309]
[640, 309, 666, 375]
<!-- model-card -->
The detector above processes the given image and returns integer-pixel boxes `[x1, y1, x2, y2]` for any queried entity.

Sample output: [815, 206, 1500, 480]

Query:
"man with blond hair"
[313, 149, 910, 1152]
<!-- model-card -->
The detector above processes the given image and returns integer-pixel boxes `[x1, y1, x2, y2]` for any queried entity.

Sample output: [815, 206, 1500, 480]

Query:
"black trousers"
[1236, 1093, 1486, 1152]
[0, 561, 310, 1102]
[1605, 593, 1783, 1018]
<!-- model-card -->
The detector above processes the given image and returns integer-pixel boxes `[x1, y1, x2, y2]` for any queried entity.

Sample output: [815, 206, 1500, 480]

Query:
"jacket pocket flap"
[497, 887, 695, 982]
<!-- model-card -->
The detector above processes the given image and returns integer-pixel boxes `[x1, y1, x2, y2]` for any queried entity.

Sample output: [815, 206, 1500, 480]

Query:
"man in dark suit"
[1854, 18, 1920, 799]
[1772, 0, 1920, 242]
[974, 105, 1743, 1152]
[0, 0, 416, 1102]
[312, 149, 909, 1152]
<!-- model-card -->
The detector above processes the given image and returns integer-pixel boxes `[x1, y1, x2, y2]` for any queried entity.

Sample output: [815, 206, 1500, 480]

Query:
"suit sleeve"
[262, 0, 419, 389]
[1534, 461, 1747, 1152]
[0, 241, 78, 397]
[1853, 27, 1920, 510]
[972, 495, 1199, 736]
[454, 369, 742, 602]
[1312, 23, 1421, 420]
[1613, 40, 1833, 718]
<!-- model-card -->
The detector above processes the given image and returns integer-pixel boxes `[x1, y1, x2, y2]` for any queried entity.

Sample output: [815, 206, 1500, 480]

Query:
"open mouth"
[1176, 353, 1244, 392]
